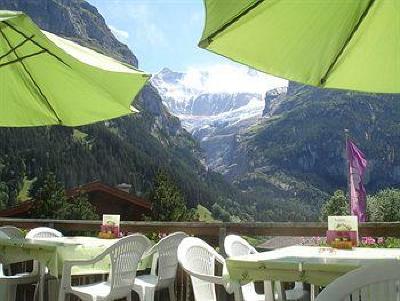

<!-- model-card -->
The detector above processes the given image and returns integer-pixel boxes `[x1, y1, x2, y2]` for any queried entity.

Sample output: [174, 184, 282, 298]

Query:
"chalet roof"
[0, 201, 33, 217]
[0, 181, 151, 217]
[66, 181, 151, 210]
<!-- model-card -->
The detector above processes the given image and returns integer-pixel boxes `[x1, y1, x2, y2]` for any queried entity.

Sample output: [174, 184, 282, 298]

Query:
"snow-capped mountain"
[151, 67, 273, 129]
[151, 67, 287, 172]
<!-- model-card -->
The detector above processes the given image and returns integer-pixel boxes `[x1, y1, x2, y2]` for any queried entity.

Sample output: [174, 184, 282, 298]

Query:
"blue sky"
[87, 0, 232, 73]
[87, 0, 287, 91]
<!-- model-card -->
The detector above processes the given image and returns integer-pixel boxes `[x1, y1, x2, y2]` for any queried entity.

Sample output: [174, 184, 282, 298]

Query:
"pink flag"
[346, 139, 368, 222]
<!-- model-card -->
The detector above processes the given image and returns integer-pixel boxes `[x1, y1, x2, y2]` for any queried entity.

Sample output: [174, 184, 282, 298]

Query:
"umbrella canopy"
[199, 0, 400, 93]
[0, 10, 149, 127]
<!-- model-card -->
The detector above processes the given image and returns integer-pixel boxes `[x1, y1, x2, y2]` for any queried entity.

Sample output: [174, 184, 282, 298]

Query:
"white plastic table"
[225, 246, 400, 301]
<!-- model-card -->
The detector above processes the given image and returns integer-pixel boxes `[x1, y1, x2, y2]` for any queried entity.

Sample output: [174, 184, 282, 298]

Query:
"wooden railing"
[2, 218, 400, 301]
[1, 218, 400, 249]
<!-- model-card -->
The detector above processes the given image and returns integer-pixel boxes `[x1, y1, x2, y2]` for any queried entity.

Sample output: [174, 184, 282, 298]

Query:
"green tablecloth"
[0, 236, 153, 277]
[0, 236, 154, 299]
[225, 246, 400, 287]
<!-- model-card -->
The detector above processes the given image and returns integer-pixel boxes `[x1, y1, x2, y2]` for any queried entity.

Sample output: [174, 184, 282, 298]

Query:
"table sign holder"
[327, 216, 358, 249]
[99, 214, 121, 238]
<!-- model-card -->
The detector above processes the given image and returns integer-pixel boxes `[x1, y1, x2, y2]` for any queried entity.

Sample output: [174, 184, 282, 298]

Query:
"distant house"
[0, 201, 34, 218]
[0, 181, 151, 221]
[257, 236, 322, 250]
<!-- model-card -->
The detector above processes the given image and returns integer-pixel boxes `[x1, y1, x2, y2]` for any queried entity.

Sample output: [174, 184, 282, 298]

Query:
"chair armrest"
[150, 252, 159, 276]
[60, 252, 109, 290]
[139, 243, 158, 275]
[214, 253, 225, 265]
[183, 267, 225, 286]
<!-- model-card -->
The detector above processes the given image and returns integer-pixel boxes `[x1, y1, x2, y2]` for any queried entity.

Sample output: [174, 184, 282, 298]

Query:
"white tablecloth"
[226, 246, 400, 286]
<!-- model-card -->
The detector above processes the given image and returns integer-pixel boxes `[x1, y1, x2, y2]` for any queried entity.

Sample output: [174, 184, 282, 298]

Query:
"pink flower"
[158, 232, 167, 239]
[361, 237, 376, 245]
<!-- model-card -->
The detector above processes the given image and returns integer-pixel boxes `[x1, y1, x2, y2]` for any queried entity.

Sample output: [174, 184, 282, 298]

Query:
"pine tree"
[0, 182, 9, 209]
[149, 170, 193, 221]
[29, 173, 98, 220]
[320, 190, 349, 221]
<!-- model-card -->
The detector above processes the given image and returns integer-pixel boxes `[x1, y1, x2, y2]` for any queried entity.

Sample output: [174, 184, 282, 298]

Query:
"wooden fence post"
[219, 225, 227, 256]
[218, 226, 227, 301]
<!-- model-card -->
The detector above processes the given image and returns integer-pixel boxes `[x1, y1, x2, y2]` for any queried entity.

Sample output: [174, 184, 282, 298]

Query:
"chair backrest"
[224, 234, 257, 257]
[26, 227, 63, 274]
[224, 235, 259, 299]
[0, 231, 9, 277]
[109, 234, 151, 295]
[0, 226, 24, 239]
[0, 231, 9, 239]
[26, 227, 62, 239]
[178, 237, 224, 301]
[316, 261, 400, 301]
[153, 232, 188, 285]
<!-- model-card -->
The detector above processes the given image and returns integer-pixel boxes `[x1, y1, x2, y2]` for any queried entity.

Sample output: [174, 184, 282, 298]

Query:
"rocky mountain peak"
[263, 86, 288, 116]
[0, 0, 242, 215]
[0, 0, 138, 66]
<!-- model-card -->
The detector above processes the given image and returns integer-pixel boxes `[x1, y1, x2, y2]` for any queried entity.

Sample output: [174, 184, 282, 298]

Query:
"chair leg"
[7, 284, 17, 301]
[38, 266, 46, 301]
[274, 281, 285, 301]
[134, 286, 145, 301]
[168, 283, 176, 301]
[127, 292, 132, 301]
[143, 287, 155, 301]
[232, 284, 243, 301]
[58, 289, 66, 301]
[48, 278, 59, 301]
[264, 281, 274, 301]
[33, 283, 39, 301]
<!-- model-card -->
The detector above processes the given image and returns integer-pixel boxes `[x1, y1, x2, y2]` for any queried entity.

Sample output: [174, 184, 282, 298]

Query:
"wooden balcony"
[1, 218, 400, 244]
[1, 218, 400, 301]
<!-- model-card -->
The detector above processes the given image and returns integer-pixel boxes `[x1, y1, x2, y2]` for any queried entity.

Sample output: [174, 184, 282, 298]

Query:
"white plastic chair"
[224, 235, 265, 301]
[0, 226, 25, 239]
[26, 227, 63, 301]
[0, 230, 40, 301]
[133, 232, 188, 301]
[316, 261, 400, 301]
[224, 235, 308, 301]
[58, 234, 151, 301]
[177, 237, 241, 301]
[0, 226, 26, 275]
[25, 227, 63, 240]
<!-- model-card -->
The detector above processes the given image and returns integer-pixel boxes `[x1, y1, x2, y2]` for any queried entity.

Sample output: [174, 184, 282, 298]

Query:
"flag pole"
[344, 128, 351, 214]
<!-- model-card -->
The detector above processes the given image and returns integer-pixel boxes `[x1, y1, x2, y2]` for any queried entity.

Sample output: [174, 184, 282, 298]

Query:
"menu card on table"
[327, 216, 358, 248]
[99, 214, 121, 239]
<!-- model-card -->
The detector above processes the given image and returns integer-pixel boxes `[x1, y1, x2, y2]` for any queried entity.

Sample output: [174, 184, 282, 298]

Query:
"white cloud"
[108, 25, 130, 43]
[126, 3, 168, 47]
[189, 11, 202, 26]
[138, 23, 168, 47]
[180, 63, 287, 94]
[99, 2, 168, 48]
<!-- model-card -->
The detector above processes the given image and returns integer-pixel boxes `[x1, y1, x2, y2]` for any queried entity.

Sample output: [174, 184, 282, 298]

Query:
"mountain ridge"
[221, 81, 400, 220]
[151, 67, 286, 172]
[0, 0, 243, 217]
[0, 0, 138, 66]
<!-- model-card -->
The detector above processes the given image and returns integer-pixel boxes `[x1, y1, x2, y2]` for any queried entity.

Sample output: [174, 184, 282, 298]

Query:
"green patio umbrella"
[199, 0, 399, 93]
[0, 10, 149, 127]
